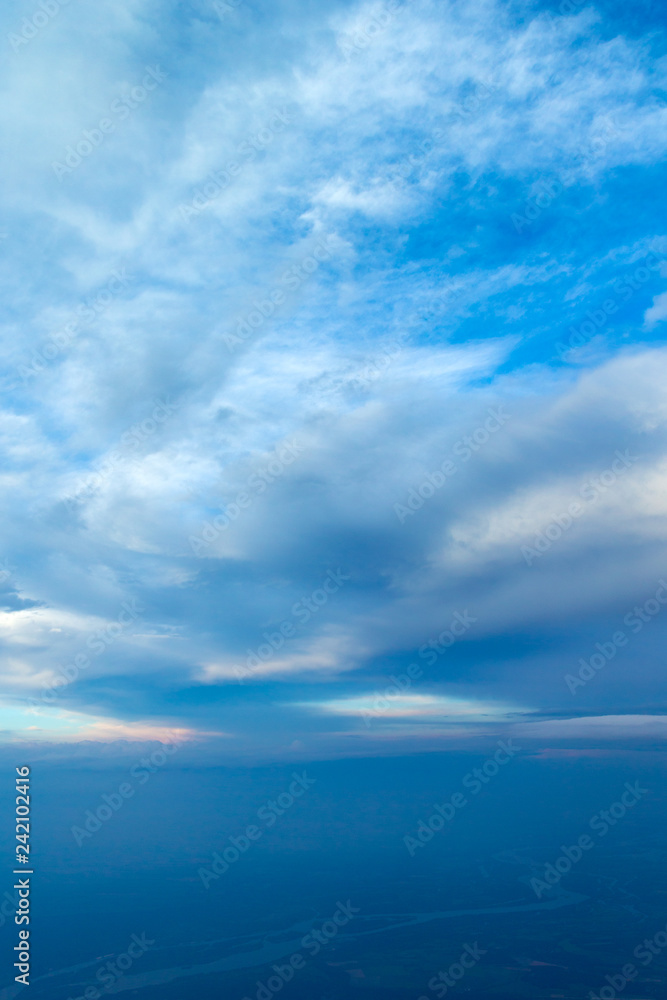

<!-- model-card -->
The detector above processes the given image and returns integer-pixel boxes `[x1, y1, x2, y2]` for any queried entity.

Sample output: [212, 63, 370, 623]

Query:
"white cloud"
[1, 0, 667, 747]
[306, 693, 528, 720]
[644, 291, 667, 329]
[515, 714, 667, 740]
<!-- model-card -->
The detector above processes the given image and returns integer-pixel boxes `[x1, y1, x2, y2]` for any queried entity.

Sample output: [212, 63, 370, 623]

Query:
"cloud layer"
[1, 0, 667, 757]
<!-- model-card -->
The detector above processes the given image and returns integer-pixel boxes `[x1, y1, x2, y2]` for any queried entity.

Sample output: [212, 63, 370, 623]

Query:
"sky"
[1, 0, 667, 760]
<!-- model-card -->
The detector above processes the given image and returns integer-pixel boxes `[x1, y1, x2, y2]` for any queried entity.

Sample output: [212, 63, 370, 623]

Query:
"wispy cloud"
[1, 0, 666, 755]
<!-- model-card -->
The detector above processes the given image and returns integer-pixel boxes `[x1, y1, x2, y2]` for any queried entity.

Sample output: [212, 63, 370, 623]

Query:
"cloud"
[1, 0, 667, 756]
[301, 693, 529, 721]
[0, 699, 209, 743]
[514, 714, 667, 740]
[644, 291, 667, 329]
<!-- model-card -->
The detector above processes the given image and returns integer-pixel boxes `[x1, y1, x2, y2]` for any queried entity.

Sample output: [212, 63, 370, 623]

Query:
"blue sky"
[1, 0, 667, 758]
